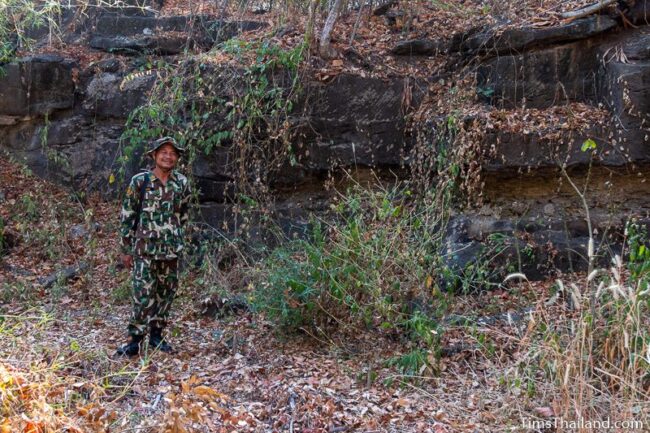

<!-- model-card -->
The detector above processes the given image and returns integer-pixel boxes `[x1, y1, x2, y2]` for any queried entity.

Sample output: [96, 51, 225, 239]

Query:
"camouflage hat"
[146, 137, 185, 157]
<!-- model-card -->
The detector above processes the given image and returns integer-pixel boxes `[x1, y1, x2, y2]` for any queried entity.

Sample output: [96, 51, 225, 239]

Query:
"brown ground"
[0, 155, 555, 432]
[2, 1, 647, 431]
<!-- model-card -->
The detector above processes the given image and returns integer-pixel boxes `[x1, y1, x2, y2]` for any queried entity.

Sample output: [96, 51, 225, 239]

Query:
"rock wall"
[0, 7, 417, 241]
[441, 15, 650, 283]
[1, 4, 650, 284]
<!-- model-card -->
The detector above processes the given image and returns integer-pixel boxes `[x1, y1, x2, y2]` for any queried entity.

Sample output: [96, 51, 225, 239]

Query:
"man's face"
[153, 143, 179, 171]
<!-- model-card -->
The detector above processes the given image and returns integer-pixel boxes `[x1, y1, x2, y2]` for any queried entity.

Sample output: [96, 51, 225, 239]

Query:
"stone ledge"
[450, 15, 617, 56]
[0, 55, 75, 118]
[90, 15, 266, 54]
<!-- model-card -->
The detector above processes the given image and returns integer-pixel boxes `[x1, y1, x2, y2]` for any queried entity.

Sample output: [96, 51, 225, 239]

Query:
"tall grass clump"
[252, 182, 450, 352]
[511, 219, 650, 428]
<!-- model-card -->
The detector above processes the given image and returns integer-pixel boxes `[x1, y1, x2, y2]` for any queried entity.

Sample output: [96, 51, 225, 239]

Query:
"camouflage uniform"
[120, 169, 190, 337]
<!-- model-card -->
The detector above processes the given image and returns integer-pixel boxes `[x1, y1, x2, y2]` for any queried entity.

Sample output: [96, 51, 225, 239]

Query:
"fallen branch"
[560, 0, 618, 20]
[391, 39, 442, 56]
[39, 262, 88, 289]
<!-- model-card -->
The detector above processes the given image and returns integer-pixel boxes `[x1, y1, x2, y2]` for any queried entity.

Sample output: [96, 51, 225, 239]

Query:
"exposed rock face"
[1, 6, 650, 286]
[192, 147, 236, 203]
[83, 72, 155, 118]
[392, 39, 443, 56]
[299, 74, 419, 171]
[629, 0, 650, 24]
[480, 124, 635, 172]
[476, 39, 602, 109]
[90, 14, 267, 54]
[450, 16, 617, 56]
[439, 18, 650, 284]
[476, 25, 650, 115]
[448, 154, 650, 285]
[602, 29, 650, 157]
[475, 25, 650, 167]
[1, 115, 125, 189]
[0, 55, 75, 123]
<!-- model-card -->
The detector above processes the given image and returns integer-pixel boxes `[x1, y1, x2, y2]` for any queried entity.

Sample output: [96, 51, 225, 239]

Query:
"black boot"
[116, 335, 143, 356]
[149, 327, 173, 353]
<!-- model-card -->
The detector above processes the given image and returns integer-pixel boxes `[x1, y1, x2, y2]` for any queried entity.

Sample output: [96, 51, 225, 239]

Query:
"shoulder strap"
[132, 172, 150, 232]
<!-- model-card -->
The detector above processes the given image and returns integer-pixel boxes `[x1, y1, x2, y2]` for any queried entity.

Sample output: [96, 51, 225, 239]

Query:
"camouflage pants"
[128, 257, 178, 337]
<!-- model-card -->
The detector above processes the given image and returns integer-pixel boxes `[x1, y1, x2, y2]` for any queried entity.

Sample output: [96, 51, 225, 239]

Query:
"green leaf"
[581, 138, 597, 152]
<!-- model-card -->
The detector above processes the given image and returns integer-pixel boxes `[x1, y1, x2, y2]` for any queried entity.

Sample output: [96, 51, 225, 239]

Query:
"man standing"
[117, 137, 191, 356]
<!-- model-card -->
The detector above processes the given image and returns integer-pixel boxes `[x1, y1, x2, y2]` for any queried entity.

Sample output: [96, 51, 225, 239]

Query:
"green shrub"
[119, 40, 305, 198]
[626, 220, 650, 288]
[387, 348, 430, 377]
[18, 194, 40, 221]
[253, 184, 448, 351]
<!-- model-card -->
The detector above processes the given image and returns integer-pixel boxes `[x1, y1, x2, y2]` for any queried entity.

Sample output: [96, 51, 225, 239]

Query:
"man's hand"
[121, 254, 133, 269]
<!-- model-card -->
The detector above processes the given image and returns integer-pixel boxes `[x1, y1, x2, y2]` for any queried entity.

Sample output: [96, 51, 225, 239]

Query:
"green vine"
[118, 40, 306, 203]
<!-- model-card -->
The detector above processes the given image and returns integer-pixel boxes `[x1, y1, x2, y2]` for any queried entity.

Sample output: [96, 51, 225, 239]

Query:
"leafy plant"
[476, 86, 494, 98]
[118, 40, 306, 232]
[387, 348, 429, 377]
[18, 193, 40, 220]
[581, 137, 597, 152]
[625, 220, 650, 287]
[253, 183, 449, 356]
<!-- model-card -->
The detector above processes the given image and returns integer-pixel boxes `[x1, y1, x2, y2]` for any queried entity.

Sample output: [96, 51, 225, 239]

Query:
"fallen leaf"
[534, 406, 555, 418]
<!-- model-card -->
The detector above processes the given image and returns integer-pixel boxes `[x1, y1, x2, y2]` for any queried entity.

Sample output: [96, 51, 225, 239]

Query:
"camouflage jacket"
[120, 170, 191, 260]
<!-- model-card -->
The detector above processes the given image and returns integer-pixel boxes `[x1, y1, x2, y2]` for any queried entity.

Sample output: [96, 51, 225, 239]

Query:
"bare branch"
[560, 0, 618, 20]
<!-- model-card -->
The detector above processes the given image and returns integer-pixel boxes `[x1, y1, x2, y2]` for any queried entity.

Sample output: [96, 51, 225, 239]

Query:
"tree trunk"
[349, 0, 366, 46]
[319, 0, 343, 59]
[305, 0, 319, 51]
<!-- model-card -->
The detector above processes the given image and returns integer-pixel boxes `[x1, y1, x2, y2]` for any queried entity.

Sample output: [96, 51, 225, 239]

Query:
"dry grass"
[500, 256, 650, 430]
[0, 310, 130, 432]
